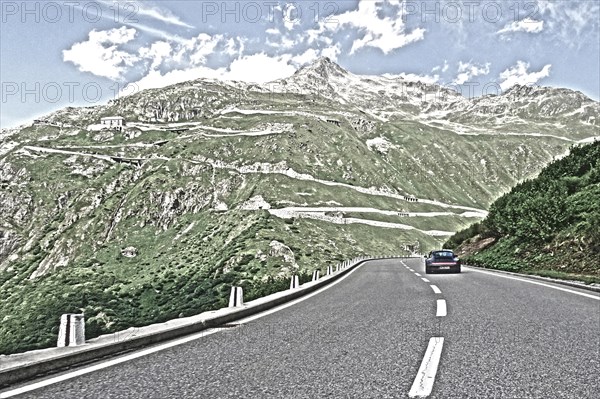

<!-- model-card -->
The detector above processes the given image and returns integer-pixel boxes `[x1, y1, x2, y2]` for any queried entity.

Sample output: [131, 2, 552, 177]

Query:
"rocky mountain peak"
[294, 57, 349, 80]
[502, 84, 590, 102]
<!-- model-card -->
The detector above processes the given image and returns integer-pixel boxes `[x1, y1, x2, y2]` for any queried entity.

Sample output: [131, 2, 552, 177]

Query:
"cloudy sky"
[1, 0, 599, 128]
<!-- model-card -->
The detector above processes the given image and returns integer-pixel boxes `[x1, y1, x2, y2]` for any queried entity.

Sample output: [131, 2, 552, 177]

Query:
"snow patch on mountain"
[366, 137, 397, 154]
[268, 240, 297, 267]
[240, 195, 271, 210]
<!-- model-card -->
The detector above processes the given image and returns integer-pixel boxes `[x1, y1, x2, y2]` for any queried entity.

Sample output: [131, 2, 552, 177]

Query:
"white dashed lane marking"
[408, 337, 445, 398]
[436, 299, 447, 317]
[430, 285, 442, 294]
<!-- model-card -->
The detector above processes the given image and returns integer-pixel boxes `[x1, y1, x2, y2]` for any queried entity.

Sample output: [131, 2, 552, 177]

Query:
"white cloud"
[498, 61, 552, 91]
[322, 1, 425, 54]
[98, 0, 193, 28]
[320, 45, 342, 62]
[266, 34, 297, 50]
[65, 29, 236, 81]
[129, 52, 297, 92]
[135, 5, 193, 28]
[291, 48, 319, 66]
[398, 73, 439, 85]
[139, 41, 172, 70]
[282, 3, 302, 31]
[172, 33, 225, 66]
[125, 22, 187, 44]
[227, 53, 296, 83]
[452, 61, 491, 85]
[139, 33, 243, 69]
[224, 37, 246, 57]
[290, 45, 342, 66]
[264, 20, 305, 51]
[432, 60, 449, 73]
[535, 1, 599, 47]
[63, 27, 139, 79]
[497, 18, 544, 34]
[383, 72, 440, 85]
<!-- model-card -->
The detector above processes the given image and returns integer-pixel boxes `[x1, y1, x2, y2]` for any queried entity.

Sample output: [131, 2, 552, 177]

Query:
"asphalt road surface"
[2, 258, 599, 398]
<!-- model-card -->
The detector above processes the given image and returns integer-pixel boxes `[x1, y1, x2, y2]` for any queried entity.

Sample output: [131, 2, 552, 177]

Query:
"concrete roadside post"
[229, 286, 244, 308]
[57, 314, 85, 347]
[290, 275, 300, 289]
[312, 270, 320, 281]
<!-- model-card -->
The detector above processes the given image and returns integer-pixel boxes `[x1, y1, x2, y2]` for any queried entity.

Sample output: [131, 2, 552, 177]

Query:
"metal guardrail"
[0, 255, 416, 387]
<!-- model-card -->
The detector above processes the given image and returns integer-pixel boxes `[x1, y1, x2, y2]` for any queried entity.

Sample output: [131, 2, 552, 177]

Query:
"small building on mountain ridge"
[100, 116, 125, 130]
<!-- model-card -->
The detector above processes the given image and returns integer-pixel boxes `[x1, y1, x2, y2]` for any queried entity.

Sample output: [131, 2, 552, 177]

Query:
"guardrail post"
[229, 286, 244, 307]
[57, 314, 85, 347]
[336, 264, 340, 272]
[327, 265, 333, 275]
[312, 270, 320, 281]
[290, 275, 300, 289]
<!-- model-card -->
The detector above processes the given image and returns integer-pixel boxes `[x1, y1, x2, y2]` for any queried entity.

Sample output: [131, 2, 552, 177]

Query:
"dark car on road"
[425, 250, 461, 274]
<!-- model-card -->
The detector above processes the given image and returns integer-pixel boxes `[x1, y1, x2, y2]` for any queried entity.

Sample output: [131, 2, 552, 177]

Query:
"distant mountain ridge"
[5, 57, 596, 134]
[273, 57, 598, 130]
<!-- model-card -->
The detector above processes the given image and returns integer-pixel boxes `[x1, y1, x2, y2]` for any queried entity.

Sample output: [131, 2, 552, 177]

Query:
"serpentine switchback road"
[2, 258, 599, 398]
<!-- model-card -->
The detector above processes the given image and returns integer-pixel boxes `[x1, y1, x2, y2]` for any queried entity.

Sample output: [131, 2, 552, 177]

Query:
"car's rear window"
[433, 251, 454, 258]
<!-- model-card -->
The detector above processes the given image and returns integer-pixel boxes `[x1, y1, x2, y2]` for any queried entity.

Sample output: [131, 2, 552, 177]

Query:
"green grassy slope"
[445, 141, 600, 283]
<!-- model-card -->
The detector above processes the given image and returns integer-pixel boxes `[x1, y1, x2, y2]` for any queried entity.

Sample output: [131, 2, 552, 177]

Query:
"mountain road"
[2, 258, 598, 398]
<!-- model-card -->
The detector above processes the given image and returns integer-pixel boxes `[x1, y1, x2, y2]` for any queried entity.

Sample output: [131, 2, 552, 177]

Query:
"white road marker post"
[57, 314, 85, 347]
[290, 275, 300, 289]
[228, 287, 244, 307]
[312, 270, 320, 281]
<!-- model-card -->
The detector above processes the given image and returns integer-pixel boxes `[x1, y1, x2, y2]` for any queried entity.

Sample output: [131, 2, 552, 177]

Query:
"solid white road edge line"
[466, 267, 600, 300]
[0, 262, 371, 398]
[436, 300, 447, 317]
[408, 268, 415, 272]
[408, 337, 445, 398]
[430, 285, 442, 294]
[421, 278, 430, 283]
